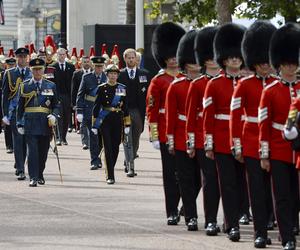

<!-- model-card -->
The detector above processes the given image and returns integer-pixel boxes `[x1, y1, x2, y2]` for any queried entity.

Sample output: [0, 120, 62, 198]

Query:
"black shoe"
[68, 128, 72, 133]
[228, 227, 240, 242]
[15, 169, 20, 176]
[17, 172, 26, 180]
[283, 241, 296, 250]
[167, 214, 179, 226]
[6, 148, 13, 154]
[90, 165, 99, 170]
[82, 144, 89, 150]
[62, 140, 68, 145]
[98, 163, 102, 169]
[29, 179, 37, 187]
[267, 221, 274, 230]
[206, 222, 219, 236]
[76, 130, 80, 134]
[56, 140, 62, 146]
[266, 237, 272, 245]
[106, 179, 115, 185]
[38, 177, 45, 185]
[293, 226, 299, 235]
[187, 218, 198, 231]
[254, 237, 266, 248]
[239, 214, 250, 225]
[127, 168, 135, 177]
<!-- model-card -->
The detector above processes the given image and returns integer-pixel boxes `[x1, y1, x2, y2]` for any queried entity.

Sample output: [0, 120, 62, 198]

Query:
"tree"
[126, 0, 135, 24]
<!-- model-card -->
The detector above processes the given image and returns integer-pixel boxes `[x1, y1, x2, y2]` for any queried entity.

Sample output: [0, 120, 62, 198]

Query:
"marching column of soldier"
[0, 20, 300, 250]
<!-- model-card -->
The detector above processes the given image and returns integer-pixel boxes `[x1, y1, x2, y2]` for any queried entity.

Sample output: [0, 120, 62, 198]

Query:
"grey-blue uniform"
[1, 48, 32, 178]
[17, 59, 60, 186]
[76, 58, 107, 169]
[92, 64, 130, 183]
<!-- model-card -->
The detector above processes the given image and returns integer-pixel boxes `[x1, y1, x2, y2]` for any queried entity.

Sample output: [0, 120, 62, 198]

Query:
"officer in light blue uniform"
[1, 47, 32, 180]
[16, 58, 60, 187]
[76, 56, 107, 170]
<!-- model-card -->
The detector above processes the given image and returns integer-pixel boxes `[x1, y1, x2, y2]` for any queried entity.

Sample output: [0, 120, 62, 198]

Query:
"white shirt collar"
[127, 67, 136, 78]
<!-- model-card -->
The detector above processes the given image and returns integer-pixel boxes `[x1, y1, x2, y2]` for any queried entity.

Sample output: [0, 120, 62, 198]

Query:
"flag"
[0, 0, 5, 25]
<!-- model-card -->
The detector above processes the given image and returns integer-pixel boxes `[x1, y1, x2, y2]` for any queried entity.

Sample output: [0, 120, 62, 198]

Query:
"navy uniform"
[76, 56, 107, 169]
[1, 47, 32, 180]
[16, 58, 60, 187]
[92, 64, 130, 184]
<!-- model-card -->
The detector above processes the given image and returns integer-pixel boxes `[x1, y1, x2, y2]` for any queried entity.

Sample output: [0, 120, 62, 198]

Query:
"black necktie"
[21, 69, 25, 79]
[60, 64, 64, 71]
[130, 69, 134, 79]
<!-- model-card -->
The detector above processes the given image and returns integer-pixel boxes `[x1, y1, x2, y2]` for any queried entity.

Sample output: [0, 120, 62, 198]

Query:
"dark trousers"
[26, 135, 50, 180]
[80, 121, 89, 146]
[4, 125, 13, 149]
[58, 94, 71, 142]
[84, 118, 103, 166]
[11, 116, 26, 172]
[175, 150, 198, 221]
[196, 149, 220, 226]
[236, 161, 250, 217]
[160, 143, 180, 217]
[244, 157, 269, 238]
[100, 113, 122, 180]
[271, 160, 297, 245]
[215, 153, 239, 231]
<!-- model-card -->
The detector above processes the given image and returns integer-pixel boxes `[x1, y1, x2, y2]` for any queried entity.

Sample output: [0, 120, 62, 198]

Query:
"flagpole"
[135, 0, 144, 51]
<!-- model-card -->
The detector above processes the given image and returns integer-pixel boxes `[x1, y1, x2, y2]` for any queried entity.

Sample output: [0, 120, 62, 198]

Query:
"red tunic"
[229, 75, 277, 159]
[146, 71, 184, 143]
[259, 80, 300, 163]
[203, 74, 240, 154]
[165, 77, 191, 151]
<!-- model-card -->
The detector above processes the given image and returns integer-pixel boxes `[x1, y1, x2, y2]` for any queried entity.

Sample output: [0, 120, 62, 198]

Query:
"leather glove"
[124, 126, 130, 135]
[2, 116, 10, 125]
[76, 113, 83, 123]
[17, 127, 25, 135]
[91, 128, 98, 135]
[47, 114, 57, 127]
[152, 140, 160, 150]
[283, 126, 298, 140]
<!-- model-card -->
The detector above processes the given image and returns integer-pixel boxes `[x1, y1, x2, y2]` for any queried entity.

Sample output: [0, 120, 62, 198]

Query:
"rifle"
[51, 125, 63, 183]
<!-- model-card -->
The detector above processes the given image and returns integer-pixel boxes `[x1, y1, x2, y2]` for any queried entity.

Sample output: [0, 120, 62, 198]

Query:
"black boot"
[228, 227, 240, 242]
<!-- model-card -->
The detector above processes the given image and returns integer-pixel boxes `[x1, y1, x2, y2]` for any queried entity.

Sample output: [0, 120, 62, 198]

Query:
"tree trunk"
[215, 0, 232, 25]
[126, 0, 135, 24]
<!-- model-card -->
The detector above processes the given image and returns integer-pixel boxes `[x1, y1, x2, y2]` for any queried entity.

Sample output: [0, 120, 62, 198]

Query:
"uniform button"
[106, 95, 108, 98]
[105, 90, 107, 93]
[106, 101, 109, 104]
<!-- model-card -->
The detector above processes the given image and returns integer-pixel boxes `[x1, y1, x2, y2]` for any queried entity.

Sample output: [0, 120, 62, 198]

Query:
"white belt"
[215, 114, 230, 120]
[178, 114, 187, 121]
[272, 122, 284, 131]
[245, 116, 258, 123]
[197, 111, 203, 117]
[158, 108, 165, 114]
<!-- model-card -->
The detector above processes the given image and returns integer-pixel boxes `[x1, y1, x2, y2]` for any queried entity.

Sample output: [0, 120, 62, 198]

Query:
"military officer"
[2, 47, 32, 180]
[76, 56, 107, 170]
[16, 58, 60, 187]
[92, 64, 130, 184]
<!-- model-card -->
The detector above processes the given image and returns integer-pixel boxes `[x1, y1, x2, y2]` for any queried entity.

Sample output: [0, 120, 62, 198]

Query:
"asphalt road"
[0, 130, 290, 249]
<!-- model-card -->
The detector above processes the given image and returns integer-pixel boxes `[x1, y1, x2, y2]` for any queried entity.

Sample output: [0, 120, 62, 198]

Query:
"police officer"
[16, 58, 60, 187]
[92, 64, 130, 184]
[76, 56, 106, 170]
[2, 47, 32, 180]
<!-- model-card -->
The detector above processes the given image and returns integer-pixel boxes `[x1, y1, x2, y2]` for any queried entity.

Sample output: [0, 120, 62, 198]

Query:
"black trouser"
[215, 153, 239, 231]
[236, 161, 250, 217]
[175, 150, 198, 222]
[244, 157, 269, 238]
[196, 149, 220, 226]
[26, 135, 50, 180]
[100, 112, 122, 180]
[58, 94, 71, 142]
[4, 125, 13, 150]
[160, 143, 180, 218]
[271, 160, 297, 245]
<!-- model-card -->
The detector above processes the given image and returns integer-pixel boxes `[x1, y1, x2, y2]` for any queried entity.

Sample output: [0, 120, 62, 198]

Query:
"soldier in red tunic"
[185, 26, 221, 236]
[230, 20, 276, 248]
[259, 23, 300, 250]
[202, 23, 245, 242]
[146, 22, 185, 226]
[165, 30, 201, 231]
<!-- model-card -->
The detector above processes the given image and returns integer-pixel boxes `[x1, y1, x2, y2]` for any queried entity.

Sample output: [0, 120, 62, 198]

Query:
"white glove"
[47, 114, 57, 127]
[283, 126, 298, 140]
[91, 128, 98, 135]
[124, 127, 130, 135]
[2, 116, 10, 125]
[17, 127, 24, 135]
[76, 113, 83, 123]
[152, 140, 160, 150]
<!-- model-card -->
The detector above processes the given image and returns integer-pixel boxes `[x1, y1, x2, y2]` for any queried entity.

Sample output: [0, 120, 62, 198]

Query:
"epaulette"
[210, 74, 222, 82]
[99, 82, 107, 87]
[265, 80, 279, 90]
[240, 74, 255, 82]
[172, 76, 186, 85]
[192, 75, 205, 83]
[44, 79, 55, 85]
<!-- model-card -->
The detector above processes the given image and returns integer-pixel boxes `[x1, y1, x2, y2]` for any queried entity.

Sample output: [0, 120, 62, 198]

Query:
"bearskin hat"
[194, 26, 218, 67]
[151, 22, 185, 69]
[242, 20, 276, 71]
[176, 30, 197, 71]
[214, 23, 246, 69]
[270, 22, 300, 69]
